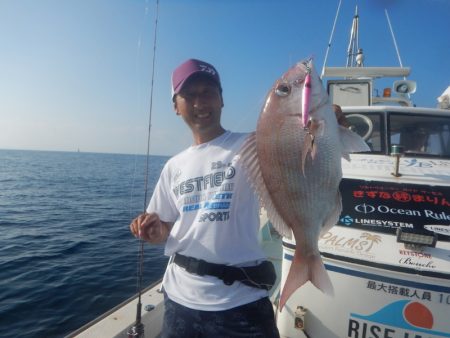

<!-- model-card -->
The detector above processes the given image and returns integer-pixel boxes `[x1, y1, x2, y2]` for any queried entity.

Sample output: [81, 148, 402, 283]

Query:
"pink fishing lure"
[301, 71, 312, 127]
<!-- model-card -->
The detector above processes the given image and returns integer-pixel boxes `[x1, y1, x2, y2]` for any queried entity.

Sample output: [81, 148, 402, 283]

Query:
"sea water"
[0, 149, 169, 337]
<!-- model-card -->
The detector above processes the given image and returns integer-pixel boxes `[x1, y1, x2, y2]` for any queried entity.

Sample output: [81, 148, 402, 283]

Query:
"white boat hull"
[277, 234, 450, 338]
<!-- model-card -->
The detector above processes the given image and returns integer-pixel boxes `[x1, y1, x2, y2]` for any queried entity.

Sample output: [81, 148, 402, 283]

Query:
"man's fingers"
[130, 212, 166, 243]
[129, 212, 161, 240]
[130, 213, 150, 238]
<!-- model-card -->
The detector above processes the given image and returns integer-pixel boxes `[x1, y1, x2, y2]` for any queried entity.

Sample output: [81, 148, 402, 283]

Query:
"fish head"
[260, 60, 330, 128]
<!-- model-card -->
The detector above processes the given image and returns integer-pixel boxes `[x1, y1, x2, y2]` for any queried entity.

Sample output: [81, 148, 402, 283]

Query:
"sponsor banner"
[348, 300, 450, 337]
[317, 227, 450, 275]
[339, 179, 450, 241]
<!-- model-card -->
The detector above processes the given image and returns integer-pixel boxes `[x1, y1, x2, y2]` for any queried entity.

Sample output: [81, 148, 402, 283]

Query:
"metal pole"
[321, 0, 342, 78]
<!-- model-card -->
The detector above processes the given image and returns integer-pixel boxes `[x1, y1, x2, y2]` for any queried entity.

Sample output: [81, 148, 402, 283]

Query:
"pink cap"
[171, 59, 221, 100]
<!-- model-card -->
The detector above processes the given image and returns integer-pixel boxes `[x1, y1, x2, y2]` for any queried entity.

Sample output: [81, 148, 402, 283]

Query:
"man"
[401, 126, 429, 153]
[130, 59, 279, 338]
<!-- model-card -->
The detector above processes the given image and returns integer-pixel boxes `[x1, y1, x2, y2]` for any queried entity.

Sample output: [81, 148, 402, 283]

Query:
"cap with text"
[171, 59, 221, 100]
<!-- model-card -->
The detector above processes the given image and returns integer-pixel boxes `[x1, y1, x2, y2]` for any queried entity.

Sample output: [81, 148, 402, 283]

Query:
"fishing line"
[237, 267, 273, 289]
[128, 0, 160, 337]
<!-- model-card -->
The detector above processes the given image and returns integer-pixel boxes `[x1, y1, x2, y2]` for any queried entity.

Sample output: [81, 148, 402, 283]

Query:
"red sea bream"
[240, 59, 369, 310]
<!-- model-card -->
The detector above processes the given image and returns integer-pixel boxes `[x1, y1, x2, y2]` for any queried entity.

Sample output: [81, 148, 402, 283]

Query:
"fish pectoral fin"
[310, 138, 318, 160]
[300, 120, 324, 173]
[339, 126, 371, 161]
[301, 134, 314, 175]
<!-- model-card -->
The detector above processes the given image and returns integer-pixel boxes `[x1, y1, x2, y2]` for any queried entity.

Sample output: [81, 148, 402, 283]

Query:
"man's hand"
[129, 212, 171, 244]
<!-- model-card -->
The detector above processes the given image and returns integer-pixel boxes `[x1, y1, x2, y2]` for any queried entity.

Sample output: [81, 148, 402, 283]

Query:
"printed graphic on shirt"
[172, 160, 237, 222]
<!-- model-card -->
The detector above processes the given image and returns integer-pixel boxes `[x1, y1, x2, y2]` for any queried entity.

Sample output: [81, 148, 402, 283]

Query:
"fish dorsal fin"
[239, 132, 292, 239]
[339, 126, 371, 161]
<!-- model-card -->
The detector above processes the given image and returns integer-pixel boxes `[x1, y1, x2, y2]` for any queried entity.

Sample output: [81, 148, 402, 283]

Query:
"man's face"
[174, 74, 224, 139]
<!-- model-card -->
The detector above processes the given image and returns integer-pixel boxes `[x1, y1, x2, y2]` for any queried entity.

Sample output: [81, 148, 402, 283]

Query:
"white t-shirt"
[147, 131, 268, 311]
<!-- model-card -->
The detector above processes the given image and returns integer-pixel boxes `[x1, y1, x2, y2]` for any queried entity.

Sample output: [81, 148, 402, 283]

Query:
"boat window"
[389, 113, 450, 157]
[344, 113, 383, 152]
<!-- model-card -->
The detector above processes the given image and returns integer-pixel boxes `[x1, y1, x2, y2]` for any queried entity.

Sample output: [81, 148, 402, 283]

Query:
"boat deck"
[66, 223, 283, 338]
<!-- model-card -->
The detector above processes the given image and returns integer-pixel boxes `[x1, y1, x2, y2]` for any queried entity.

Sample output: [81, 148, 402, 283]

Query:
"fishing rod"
[127, 0, 160, 336]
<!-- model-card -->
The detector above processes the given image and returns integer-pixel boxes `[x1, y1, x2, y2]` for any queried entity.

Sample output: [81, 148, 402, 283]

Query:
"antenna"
[385, 9, 405, 79]
[321, 0, 342, 78]
[346, 6, 360, 68]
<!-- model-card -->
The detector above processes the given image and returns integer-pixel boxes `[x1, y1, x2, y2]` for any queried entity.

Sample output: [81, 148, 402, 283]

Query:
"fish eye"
[275, 83, 291, 97]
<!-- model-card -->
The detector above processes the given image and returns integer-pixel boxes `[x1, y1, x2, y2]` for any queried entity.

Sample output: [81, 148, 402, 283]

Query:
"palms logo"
[360, 233, 382, 251]
[340, 215, 353, 225]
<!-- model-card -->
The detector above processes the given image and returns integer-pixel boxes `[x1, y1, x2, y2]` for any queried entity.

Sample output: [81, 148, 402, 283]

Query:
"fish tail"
[279, 251, 334, 311]
[310, 254, 334, 297]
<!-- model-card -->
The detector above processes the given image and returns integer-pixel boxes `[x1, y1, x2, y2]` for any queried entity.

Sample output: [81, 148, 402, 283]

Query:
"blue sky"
[1, 0, 449, 156]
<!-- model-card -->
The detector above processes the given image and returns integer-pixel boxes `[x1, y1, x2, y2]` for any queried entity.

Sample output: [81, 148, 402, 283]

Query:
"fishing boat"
[277, 7, 450, 338]
[67, 7, 450, 338]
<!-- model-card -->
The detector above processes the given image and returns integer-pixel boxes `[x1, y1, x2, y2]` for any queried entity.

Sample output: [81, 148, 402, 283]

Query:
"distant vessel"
[67, 6, 450, 338]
